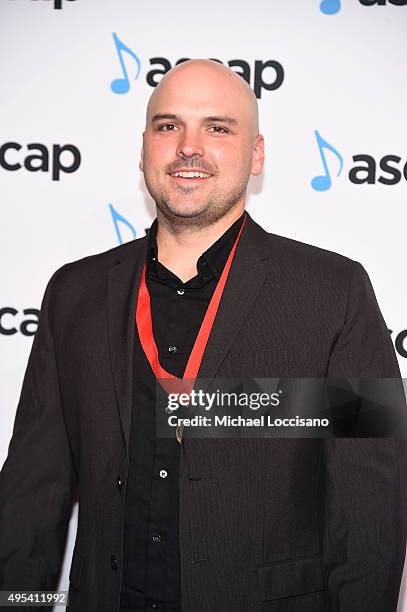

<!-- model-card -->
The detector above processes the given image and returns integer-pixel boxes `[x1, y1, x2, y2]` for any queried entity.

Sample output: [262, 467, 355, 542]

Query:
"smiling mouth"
[169, 171, 212, 179]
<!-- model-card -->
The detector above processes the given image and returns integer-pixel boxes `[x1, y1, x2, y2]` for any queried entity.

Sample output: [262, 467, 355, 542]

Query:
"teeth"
[171, 171, 210, 178]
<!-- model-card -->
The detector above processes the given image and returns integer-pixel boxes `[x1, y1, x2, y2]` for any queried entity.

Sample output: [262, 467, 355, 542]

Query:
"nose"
[176, 129, 205, 158]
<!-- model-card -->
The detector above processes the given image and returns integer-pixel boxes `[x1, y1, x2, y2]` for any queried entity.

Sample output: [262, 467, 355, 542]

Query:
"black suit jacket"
[0, 212, 406, 612]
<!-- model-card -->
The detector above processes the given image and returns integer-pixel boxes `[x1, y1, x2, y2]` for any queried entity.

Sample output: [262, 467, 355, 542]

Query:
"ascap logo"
[320, 0, 407, 14]
[147, 58, 285, 99]
[110, 34, 284, 99]
[310, 131, 407, 191]
[109, 203, 137, 245]
[349, 155, 407, 185]
[0, 142, 81, 181]
[0, 308, 39, 336]
[391, 329, 407, 359]
[359, 0, 407, 5]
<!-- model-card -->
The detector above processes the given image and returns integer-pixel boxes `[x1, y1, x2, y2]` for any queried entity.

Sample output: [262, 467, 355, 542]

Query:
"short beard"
[153, 184, 248, 231]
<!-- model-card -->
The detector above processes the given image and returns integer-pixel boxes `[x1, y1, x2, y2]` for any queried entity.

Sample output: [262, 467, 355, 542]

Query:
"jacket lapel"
[197, 212, 272, 382]
[107, 237, 147, 451]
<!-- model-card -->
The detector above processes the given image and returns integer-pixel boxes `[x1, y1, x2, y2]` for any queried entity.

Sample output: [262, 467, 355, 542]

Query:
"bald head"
[140, 58, 265, 230]
[146, 59, 259, 138]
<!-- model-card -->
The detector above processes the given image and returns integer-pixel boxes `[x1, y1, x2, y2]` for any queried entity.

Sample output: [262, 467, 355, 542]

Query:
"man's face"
[140, 64, 264, 227]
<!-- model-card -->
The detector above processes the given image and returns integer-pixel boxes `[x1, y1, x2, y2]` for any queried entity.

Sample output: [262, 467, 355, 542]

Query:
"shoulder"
[47, 236, 147, 291]
[39, 237, 147, 323]
[248, 221, 372, 317]
[257, 230, 379, 342]
[267, 231, 359, 279]
[247, 213, 362, 288]
[247, 213, 357, 275]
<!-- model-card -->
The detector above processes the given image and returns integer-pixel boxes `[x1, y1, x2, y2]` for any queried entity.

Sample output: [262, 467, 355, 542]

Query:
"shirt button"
[110, 555, 119, 570]
[176, 288, 185, 295]
[117, 476, 123, 491]
[168, 345, 178, 354]
[150, 604, 159, 609]
[159, 469, 168, 478]
[152, 534, 161, 543]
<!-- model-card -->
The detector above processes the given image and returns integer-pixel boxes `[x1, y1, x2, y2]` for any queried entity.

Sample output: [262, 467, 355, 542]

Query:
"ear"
[251, 134, 265, 176]
[139, 146, 144, 172]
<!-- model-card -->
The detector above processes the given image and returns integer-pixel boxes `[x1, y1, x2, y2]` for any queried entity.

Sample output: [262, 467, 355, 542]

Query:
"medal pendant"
[176, 423, 184, 444]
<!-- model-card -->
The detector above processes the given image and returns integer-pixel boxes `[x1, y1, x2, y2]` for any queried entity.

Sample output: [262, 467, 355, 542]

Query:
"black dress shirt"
[120, 213, 245, 611]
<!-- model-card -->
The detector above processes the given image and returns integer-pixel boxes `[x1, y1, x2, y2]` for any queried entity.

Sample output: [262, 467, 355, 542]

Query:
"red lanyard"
[135, 213, 246, 397]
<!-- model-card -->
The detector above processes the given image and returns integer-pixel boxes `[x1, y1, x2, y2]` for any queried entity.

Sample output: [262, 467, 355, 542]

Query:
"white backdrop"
[1, 0, 406, 609]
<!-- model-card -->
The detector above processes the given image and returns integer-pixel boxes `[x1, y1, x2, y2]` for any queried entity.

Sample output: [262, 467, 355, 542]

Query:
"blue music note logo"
[311, 131, 344, 192]
[320, 0, 341, 15]
[109, 203, 137, 244]
[110, 33, 141, 95]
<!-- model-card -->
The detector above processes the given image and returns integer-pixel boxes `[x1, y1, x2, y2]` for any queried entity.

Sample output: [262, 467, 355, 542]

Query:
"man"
[0, 59, 406, 612]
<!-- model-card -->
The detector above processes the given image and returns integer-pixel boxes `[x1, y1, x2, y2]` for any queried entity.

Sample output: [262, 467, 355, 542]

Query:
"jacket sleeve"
[323, 261, 407, 611]
[0, 266, 77, 591]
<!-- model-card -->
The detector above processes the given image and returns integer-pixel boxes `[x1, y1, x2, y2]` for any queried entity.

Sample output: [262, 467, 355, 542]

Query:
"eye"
[209, 126, 229, 133]
[158, 124, 179, 132]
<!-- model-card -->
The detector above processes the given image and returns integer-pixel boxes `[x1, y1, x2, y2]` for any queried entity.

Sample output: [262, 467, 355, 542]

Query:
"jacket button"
[117, 476, 123, 491]
[110, 555, 119, 570]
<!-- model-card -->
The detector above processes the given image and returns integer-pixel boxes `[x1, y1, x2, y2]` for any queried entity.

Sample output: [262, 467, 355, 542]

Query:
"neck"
[155, 207, 245, 283]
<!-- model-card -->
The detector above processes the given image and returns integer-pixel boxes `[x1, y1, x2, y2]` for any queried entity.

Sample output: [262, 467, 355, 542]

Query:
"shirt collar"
[146, 212, 245, 284]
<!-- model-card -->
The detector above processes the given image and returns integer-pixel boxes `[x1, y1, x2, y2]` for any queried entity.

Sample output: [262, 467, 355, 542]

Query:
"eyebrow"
[204, 116, 238, 126]
[151, 113, 238, 126]
[151, 113, 179, 123]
